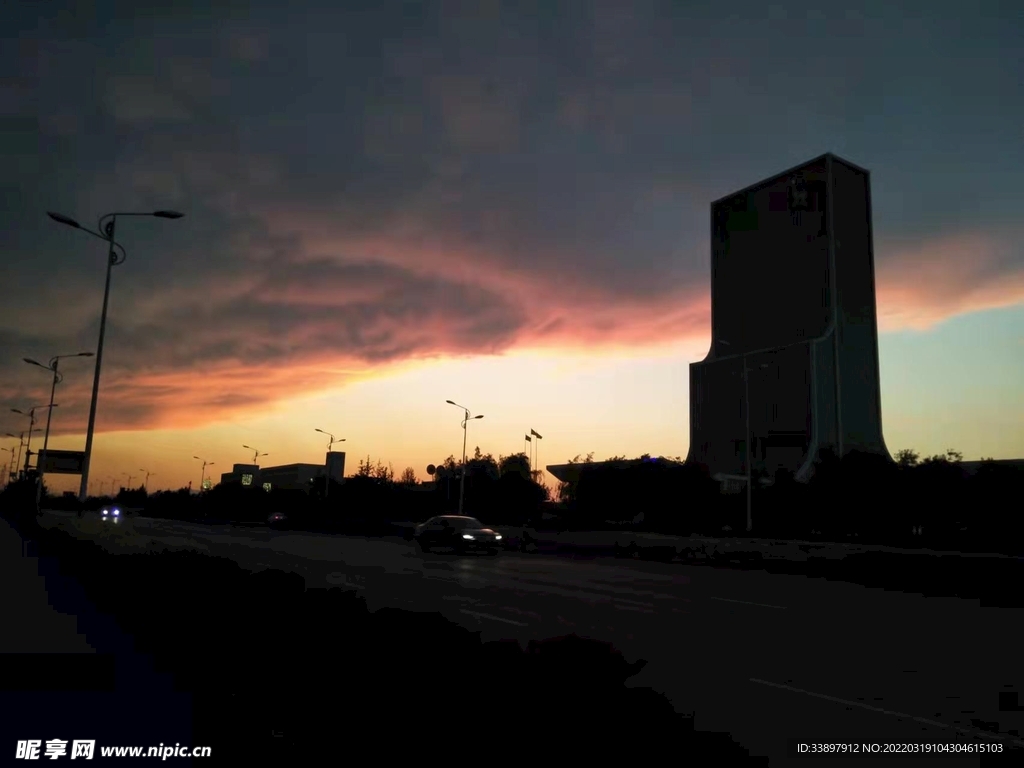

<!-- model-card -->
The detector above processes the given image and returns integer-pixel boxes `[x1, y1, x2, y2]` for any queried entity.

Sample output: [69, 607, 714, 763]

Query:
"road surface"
[40, 510, 1024, 765]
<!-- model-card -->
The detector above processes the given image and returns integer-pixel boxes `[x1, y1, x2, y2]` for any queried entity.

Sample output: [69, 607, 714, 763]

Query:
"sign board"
[40, 450, 86, 475]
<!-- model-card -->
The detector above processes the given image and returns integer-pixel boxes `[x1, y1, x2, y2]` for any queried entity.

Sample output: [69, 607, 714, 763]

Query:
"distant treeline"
[551, 448, 1023, 554]
[15, 446, 1023, 554]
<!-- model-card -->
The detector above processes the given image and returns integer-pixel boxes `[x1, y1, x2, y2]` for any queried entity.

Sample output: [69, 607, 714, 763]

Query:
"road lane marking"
[750, 678, 1024, 747]
[712, 597, 787, 609]
[459, 609, 528, 627]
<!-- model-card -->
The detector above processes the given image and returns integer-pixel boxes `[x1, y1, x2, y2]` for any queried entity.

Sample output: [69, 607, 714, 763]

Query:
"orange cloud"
[11, 133, 1023, 441]
[876, 229, 1024, 331]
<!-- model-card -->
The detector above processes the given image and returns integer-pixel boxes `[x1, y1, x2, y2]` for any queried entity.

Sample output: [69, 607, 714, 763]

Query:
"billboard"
[40, 450, 86, 475]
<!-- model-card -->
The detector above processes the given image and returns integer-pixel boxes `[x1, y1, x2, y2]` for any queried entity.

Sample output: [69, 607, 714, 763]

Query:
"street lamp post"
[193, 456, 214, 492]
[742, 355, 752, 533]
[716, 340, 752, 532]
[4, 435, 23, 483]
[446, 400, 483, 517]
[10, 414, 32, 480]
[530, 429, 543, 484]
[314, 429, 345, 499]
[47, 209, 184, 503]
[25, 352, 93, 507]
[125, 473, 134, 490]
[140, 469, 154, 490]
[717, 340, 774, 533]
[242, 445, 267, 465]
[1, 447, 12, 486]
[11, 406, 55, 479]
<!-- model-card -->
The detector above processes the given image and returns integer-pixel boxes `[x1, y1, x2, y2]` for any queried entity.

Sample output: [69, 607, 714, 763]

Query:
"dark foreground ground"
[5, 508, 1023, 765]
[2, 512, 761, 764]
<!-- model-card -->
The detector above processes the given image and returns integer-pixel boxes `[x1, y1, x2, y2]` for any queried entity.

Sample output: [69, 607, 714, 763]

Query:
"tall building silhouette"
[687, 153, 890, 482]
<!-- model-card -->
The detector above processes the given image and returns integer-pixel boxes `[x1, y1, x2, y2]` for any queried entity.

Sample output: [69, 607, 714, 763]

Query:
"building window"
[263, 482, 272, 492]
[241, 473, 253, 486]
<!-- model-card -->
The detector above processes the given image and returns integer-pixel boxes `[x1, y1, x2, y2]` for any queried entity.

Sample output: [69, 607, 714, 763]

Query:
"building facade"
[220, 464, 262, 487]
[218, 452, 347, 492]
[687, 153, 890, 482]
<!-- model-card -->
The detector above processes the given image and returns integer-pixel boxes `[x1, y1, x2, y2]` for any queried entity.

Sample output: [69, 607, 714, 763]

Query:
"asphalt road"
[41, 511, 1024, 765]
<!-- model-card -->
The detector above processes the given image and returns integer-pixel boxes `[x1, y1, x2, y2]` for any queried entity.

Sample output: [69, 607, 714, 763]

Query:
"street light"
[1, 446, 13, 486]
[25, 352, 93, 507]
[5, 434, 24, 483]
[140, 469, 154, 490]
[124, 472, 135, 490]
[48, 209, 184, 503]
[242, 445, 267, 464]
[530, 429, 543, 484]
[11, 405, 56, 479]
[194, 456, 214, 492]
[717, 340, 771, 533]
[314, 429, 345, 499]
[446, 400, 484, 517]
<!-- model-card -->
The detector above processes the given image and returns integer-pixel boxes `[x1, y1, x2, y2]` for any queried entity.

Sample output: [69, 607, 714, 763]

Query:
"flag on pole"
[525, 434, 532, 442]
[530, 429, 542, 482]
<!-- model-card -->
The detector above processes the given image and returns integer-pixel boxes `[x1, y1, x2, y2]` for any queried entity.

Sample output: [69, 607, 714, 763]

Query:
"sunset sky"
[2, 1, 1022, 495]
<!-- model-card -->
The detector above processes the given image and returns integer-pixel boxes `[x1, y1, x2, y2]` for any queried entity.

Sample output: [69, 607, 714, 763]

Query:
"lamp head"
[47, 211, 81, 228]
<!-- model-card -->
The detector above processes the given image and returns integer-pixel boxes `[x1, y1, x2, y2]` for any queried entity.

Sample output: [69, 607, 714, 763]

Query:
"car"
[267, 512, 289, 529]
[100, 506, 123, 524]
[413, 515, 503, 555]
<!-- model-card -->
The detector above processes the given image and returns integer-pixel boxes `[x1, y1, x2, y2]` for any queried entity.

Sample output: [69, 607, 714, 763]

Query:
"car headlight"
[102, 510, 108, 516]
[113, 509, 120, 517]
[495, 535, 502, 540]
[463, 534, 474, 540]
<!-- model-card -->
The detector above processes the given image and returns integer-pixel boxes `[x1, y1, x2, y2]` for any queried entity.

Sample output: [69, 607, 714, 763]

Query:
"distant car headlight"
[495, 535, 502, 540]
[113, 509, 120, 517]
[102, 509, 108, 516]
[463, 534, 475, 540]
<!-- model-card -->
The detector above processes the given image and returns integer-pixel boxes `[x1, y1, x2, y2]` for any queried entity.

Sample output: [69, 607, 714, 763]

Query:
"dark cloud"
[2, 0, 1023, 433]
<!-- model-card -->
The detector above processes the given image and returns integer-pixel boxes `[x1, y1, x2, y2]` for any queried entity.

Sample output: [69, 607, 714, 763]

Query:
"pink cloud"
[22, 138, 1024, 438]
[876, 229, 1024, 331]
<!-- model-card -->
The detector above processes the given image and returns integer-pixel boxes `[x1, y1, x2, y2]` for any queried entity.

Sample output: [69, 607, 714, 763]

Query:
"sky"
[2, 0, 1022, 495]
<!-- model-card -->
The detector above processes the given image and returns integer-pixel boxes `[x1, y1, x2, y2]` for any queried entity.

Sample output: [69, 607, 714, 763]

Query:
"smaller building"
[326, 451, 346, 484]
[259, 463, 327, 492]
[545, 456, 684, 484]
[218, 452, 347, 493]
[220, 464, 261, 487]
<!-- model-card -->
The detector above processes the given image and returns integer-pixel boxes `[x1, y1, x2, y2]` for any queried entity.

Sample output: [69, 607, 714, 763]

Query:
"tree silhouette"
[894, 448, 919, 467]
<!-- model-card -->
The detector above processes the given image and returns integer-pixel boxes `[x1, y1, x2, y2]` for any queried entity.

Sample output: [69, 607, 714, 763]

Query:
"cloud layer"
[2, 1, 1023, 436]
